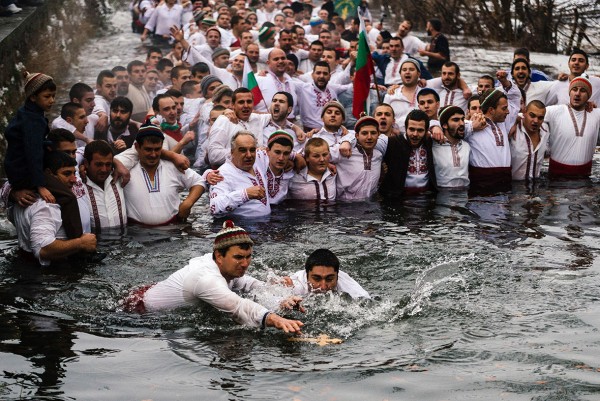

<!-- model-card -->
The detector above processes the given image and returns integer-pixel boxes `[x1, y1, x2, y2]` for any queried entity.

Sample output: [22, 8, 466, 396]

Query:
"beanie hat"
[214, 220, 254, 251]
[321, 100, 346, 120]
[438, 105, 464, 128]
[212, 47, 230, 60]
[193, 10, 205, 24]
[309, 17, 323, 27]
[354, 115, 379, 133]
[136, 120, 165, 142]
[23, 71, 54, 99]
[258, 25, 276, 42]
[200, 75, 223, 97]
[400, 58, 421, 73]
[570, 76, 592, 96]
[212, 84, 232, 100]
[202, 18, 217, 27]
[268, 130, 294, 148]
[286, 53, 299, 70]
[479, 88, 505, 110]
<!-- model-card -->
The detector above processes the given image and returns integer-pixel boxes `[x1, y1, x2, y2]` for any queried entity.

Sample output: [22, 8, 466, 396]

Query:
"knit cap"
[354, 115, 379, 133]
[202, 18, 217, 27]
[23, 71, 54, 99]
[321, 100, 346, 120]
[268, 130, 294, 148]
[193, 9, 205, 24]
[136, 120, 165, 142]
[212, 47, 230, 60]
[214, 220, 254, 251]
[401, 58, 421, 73]
[258, 25, 276, 42]
[438, 105, 464, 127]
[570, 76, 592, 96]
[309, 17, 323, 27]
[200, 75, 223, 97]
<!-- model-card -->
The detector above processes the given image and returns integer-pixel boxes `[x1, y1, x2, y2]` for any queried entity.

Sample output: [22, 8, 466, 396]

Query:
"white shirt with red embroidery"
[295, 82, 351, 129]
[209, 159, 271, 217]
[432, 140, 470, 188]
[509, 122, 549, 180]
[288, 167, 336, 201]
[330, 143, 383, 201]
[121, 160, 205, 225]
[384, 55, 409, 85]
[427, 77, 468, 112]
[83, 175, 127, 229]
[405, 144, 430, 188]
[545, 105, 600, 166]
[254, 149, 294, 205]
[464, 84, 521, 168]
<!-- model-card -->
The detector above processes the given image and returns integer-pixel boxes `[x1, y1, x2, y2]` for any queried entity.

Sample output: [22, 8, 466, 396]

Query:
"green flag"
[334, 0, 360, 20]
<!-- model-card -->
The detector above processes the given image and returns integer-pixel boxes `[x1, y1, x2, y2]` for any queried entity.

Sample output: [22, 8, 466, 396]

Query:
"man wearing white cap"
[126, 220, 305, 334]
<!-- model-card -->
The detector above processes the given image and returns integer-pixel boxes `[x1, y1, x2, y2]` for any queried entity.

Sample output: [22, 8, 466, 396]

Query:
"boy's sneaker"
[3, 4, 23, 13]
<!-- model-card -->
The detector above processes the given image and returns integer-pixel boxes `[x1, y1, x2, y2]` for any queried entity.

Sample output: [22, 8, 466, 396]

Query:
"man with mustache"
[295, 61, 351, 132]
[206, 88, 272, 167]
[116, 122, 206, 226]
[432, 105, 470, 188]
[97, 97, 138, 155]
[209, 131, 272, 217]
[509, 100, 548, 181]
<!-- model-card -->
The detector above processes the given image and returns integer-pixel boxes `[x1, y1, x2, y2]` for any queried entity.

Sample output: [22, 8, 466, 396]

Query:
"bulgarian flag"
[242, 55, 264, 107]
[352, 11, 375, 119]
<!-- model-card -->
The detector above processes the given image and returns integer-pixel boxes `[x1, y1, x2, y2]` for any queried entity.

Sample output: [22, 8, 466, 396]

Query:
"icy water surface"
[1, 5, 600, 401]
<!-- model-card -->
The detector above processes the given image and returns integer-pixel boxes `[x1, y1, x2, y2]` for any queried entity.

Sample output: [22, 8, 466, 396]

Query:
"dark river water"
[1, 5, 600, 401]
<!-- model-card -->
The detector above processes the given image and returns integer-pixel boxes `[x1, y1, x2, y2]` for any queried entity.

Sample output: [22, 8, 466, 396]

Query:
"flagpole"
[357, 8, 382, 109]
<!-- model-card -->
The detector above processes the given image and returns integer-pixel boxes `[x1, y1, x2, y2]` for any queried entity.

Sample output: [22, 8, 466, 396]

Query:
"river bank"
[0, 0, 110, 177]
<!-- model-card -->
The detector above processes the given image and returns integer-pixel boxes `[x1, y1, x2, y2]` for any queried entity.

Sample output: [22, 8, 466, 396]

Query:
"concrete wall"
[0, 0, 106, 178]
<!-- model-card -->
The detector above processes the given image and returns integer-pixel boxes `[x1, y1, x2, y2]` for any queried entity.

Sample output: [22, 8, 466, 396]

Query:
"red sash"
[548, 159, 592, 178]
[123, 284, 155, 313]
[469, 166, 512, 191]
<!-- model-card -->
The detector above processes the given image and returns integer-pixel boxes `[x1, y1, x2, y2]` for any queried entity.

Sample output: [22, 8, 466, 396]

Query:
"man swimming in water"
[289, 248, 370, 299]
[126, 221, 304, 333]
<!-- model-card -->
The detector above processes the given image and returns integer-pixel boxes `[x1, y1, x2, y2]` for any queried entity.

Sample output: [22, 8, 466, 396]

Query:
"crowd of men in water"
[1, 0, 600, 331]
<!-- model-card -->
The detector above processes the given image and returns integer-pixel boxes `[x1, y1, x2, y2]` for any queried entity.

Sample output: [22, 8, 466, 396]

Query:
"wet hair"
[428, 18, 442, 32]
[44, 151, 77, 173]
[273, 91, 293, 108]
[305, 249, 340, 273]
[110, 96, 133, 114]
[304, 137, 328, 158]
[513, 47, 530, 60]
[127, 60, 146, 74]
[313, 60, 331, 73]
[60, 102, 84, 120]
[84, 140, 113, 163]
[232, 87, 252, 102]
[96, 70, 115, 86]
[570, 48, 589, 64]
[213, 242, 252, 259]
[47, 128, 76, 148]
[181, 80, 200, 96]
[152, 93, 174, 112]
[156, 58, 174, 72]
[417, 88, 440, 102]
[191, 62, 210, 77]
[286, 53, 299, 71]
[69, 83, 94, 101]
[443, 61, 460, 74]
[405, 109, 430, 131]
[147, 46, 162, 58]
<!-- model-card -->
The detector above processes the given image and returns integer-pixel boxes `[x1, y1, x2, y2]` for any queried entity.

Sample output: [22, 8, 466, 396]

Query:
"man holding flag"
[353, 5, 377, 119]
